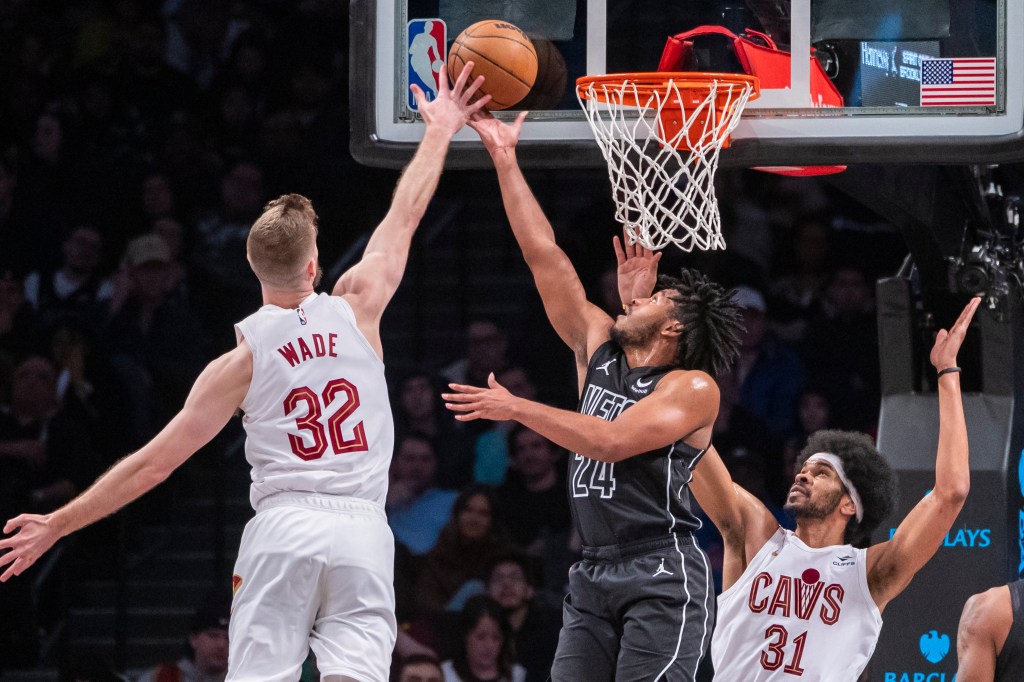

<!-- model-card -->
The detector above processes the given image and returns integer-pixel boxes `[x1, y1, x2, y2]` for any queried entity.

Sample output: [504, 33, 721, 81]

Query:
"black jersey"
[569, 341, 706, 548]
[996, 579, 1024, 681]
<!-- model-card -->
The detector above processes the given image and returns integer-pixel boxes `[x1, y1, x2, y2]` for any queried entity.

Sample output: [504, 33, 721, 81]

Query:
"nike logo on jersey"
[631, 376, 654, 394]
[653, 558, 674, 577]
[597, 359, 616, 375]
[277, 333, 339, 367]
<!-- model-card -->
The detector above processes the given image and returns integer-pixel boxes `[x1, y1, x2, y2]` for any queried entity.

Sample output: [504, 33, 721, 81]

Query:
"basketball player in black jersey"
[443, 111, 744, 681]
[957, 579, 1024, 680]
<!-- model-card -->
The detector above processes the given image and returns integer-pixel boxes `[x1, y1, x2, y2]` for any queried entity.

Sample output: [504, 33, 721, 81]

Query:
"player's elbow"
[935, 479, 970, 508]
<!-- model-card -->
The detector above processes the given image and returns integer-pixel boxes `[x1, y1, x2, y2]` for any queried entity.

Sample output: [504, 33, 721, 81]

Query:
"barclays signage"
[881, 630, 955, 682]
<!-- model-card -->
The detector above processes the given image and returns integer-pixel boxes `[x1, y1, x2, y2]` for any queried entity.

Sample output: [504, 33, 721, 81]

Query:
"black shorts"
[550, 534, 714, 682]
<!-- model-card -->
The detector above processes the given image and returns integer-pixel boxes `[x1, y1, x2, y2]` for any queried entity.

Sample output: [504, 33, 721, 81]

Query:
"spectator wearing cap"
[103, 234, 210, 446]
[729, 285, 804, 440]
[135, 598, 230, 682]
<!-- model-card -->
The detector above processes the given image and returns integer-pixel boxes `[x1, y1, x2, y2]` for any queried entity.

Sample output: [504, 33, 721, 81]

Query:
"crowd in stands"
[0, 1, 910, 679]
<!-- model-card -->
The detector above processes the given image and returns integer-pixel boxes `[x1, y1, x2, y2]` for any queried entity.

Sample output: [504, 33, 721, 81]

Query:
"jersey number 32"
[284, 378, 368, 460]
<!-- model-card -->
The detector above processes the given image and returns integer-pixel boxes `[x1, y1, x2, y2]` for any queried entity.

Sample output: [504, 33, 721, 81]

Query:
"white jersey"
[234, 292, 394, 509]
[711, 528, 882, 681]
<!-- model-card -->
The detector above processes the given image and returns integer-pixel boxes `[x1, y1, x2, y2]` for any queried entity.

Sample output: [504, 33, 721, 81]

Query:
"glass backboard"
[350, 0, 1024, 168]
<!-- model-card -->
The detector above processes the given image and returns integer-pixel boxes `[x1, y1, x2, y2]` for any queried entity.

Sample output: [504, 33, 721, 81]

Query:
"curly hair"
[796, 430, 899, 548]
[654, 268, 744, 377]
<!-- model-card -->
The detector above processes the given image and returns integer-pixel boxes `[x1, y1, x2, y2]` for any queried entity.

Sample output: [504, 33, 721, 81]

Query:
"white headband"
[806, 453, 864, 523]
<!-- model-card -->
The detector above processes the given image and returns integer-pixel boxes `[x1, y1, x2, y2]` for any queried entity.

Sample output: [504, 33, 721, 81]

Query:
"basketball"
[447, 20, 538, 110]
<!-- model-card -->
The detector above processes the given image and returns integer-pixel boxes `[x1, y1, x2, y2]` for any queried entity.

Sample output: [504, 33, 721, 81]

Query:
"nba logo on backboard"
[407, 19, 446, 111]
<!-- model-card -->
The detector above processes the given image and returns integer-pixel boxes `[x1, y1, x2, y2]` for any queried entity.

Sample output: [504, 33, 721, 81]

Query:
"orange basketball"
[447, 20, 538, 110]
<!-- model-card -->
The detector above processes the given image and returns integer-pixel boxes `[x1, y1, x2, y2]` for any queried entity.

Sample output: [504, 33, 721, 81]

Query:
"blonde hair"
[246, 194, 319, 288]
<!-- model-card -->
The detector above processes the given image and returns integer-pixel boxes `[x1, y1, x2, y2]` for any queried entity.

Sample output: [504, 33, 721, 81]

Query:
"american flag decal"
[920, 58, 996, 106]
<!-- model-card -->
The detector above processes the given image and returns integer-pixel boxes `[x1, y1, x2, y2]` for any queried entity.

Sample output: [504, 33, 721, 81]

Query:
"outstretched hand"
[0, 514, 60, 582]
[411, 62, 492, 136]
[930, 297, 981, 372]
[614, 231, 662, 308]
[467, 108, 529, 157]
[443, 373, 519, 422]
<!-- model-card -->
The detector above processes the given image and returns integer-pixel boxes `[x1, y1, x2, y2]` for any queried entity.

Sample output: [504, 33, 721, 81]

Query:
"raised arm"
[0, 343, 253, 582]
[689, 446, 781, 589]
[334, 64, 489, 356]
[468, 111, 612, 374]
[866, 296, 980, 610]
[956, 585, 1011, 682]
[444, 369, 717, 460]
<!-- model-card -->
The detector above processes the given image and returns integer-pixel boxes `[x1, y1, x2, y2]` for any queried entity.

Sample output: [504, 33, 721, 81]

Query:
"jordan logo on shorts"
[653, 558, 673, 577]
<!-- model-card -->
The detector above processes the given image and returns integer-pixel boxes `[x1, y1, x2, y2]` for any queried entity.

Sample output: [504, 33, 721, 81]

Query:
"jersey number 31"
[284, 378, 368, 460]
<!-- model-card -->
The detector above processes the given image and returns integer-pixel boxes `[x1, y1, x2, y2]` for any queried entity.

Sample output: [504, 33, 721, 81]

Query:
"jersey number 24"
[284, 378, 368, 460]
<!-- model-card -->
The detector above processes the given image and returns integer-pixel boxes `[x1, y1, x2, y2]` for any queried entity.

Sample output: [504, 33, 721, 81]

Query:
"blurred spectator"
[24, 224, 113, 326]
[495, 426, 573, 591]
[163, 0, 247, 90]
[440, 319, 510, 390]
[0, 355, 99, 518]
[135, 596, 230, 682]
[769, 214, 834, 343]
[393, 369, 473, 489]
[0, 355, 100, 669]
[731, 285, 804, 439]
[801, 265, 880, 432]
[782, 384, 835, 482]
[415, 486, 512, 616]
[472, 366, 537, 485]
[485, 554, 561, 682]
[712, 368, 784, 503]
[149, 218, 191, 300]
[190, 160, 265, 342]
[0, 155, 60, 273]
[387, 433, 459, 555]
[104, 234, 209, 443]
[116, 14, 195, 147]
[49, 316, 125, 456]
[0, 264, 44, 366]
[394, 654, 444, 682]
[140, 172, 181, 224]
[441, 595, 526, 682]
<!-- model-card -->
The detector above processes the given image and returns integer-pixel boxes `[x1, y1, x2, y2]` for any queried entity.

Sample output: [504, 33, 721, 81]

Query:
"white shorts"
[227, 493, 396, 682]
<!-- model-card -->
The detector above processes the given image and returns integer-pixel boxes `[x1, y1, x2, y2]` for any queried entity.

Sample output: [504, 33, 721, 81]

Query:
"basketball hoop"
[576, 72, 759, 252]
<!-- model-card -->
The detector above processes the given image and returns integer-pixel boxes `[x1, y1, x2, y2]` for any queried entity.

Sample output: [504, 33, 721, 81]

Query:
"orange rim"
[577, 72, 761, 106]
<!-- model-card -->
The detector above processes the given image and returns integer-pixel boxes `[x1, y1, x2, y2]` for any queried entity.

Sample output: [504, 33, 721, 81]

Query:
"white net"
[577, 75, 756, 252]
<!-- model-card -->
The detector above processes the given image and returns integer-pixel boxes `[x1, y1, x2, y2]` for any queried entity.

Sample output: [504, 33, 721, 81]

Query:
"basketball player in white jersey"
[0, 64, 490, 682]
[690, 296, 979, 681]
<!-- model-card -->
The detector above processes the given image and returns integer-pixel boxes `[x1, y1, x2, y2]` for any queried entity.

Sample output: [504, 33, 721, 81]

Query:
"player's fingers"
[0, 548, 18, 572]
[467, 92, 492, 114]
[446, 383, 486, 394]
[955, 296, 981, 330]
[409, 84, 427, 110]
[454, 64, 478, 99]
[510, 110, 528, 133]
[453, 412, 480, 422]
[1, 556, 30, 582]
[653, 252, 662, 263]
[444, 402, 476, 413]
[613, 236, 625, 265]
[3, 515, 26, 534]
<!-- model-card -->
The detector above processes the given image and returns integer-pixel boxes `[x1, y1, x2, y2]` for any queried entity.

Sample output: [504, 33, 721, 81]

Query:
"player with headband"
[687, 295, 980, 680]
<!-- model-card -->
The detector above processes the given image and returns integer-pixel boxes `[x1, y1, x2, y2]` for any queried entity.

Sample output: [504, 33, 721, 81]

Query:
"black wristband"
[937, 366, 961, 377]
